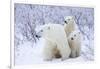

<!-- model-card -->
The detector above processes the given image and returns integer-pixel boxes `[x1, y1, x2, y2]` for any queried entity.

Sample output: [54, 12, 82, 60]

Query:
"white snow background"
[14, 3, 94, 65]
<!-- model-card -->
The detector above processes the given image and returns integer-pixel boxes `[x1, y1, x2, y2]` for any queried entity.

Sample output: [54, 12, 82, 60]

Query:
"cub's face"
[68, 31, 81, 41]
[35, 26, 50, 38]
[64, 16, 75, 24]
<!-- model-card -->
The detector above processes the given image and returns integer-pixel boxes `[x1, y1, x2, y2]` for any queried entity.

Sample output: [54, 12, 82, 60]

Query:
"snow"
[14, 4, 94, 65]
[15, 38, 87, 65]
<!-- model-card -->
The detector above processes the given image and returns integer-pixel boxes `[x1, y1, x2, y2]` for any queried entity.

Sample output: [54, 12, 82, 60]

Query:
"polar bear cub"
[35, 24, 71, 61]
[64, 16, 78, 36]
[68, 31, 81, 58]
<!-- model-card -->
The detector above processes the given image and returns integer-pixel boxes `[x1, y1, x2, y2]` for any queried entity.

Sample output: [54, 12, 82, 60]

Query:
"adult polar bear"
[35, 24, 71, 61]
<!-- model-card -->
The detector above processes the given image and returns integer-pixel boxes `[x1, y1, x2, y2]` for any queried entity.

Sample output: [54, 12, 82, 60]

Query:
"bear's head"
[68, 31, 81, 42]
[35, 25, 51, 39]
[64, 16, 75, 24]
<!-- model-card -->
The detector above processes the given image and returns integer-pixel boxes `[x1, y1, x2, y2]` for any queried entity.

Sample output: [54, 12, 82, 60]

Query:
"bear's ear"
[40, 30, 43, 32]
[72, 16, 75, 19]
[64, 16, 66, 20]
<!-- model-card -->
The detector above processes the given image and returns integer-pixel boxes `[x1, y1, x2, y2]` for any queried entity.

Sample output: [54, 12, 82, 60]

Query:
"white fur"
[68, 31, 81, 58]
[36, 24, 71, 61]
[64, 16, 78, 36]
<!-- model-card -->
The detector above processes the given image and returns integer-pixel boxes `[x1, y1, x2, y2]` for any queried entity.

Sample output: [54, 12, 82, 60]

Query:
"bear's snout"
[35, 34, 41, 38]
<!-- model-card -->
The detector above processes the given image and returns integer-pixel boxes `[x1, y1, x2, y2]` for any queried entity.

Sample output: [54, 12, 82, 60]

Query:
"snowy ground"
[15, 38, 93, 65]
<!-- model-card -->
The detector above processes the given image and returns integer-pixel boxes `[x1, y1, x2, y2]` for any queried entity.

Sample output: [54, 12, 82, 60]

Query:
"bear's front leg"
[43, 46, 54, 61]
[61, 52, 70, 61]
[76, 47, 81, 57]
[59, 47, 71, 61]
[43, 48, 53, 61]
[42, 40, 56, 61]
[70, 50, 77, 58]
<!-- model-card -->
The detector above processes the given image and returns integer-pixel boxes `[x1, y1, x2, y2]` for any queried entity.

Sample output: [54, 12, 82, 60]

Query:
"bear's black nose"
[35, 34, 41, 38]
[36, 35, 38, 37]
[71, 37, 74, 40]
[35, 35, 40, 38]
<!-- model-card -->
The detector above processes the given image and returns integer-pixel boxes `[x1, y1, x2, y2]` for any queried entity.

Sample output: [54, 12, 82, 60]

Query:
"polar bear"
[64, 16, 78, 36]
[68, 31, 81, 58]
[35, 24, 71, 61]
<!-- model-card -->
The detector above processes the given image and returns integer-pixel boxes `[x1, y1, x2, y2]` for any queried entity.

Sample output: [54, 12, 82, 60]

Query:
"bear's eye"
[68, 19, 70, 21]
[74, 34, 76, 37]
[64, 21, 67, 24]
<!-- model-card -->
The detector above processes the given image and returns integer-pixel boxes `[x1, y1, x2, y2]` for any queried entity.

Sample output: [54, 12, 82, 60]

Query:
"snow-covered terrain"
[14, 3, 94, 65]
[15, 38, 87, 65]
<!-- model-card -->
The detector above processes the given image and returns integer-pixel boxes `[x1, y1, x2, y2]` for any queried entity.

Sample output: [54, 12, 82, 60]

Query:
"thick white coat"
[68, 31, 81, 58]
[37, 24, 71, 61]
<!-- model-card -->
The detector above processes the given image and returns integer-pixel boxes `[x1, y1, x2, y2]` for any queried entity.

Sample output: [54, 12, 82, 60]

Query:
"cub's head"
[64, 16, 75, 24]
[35, 25, 51, 39]
[68, 31, 81, 41]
